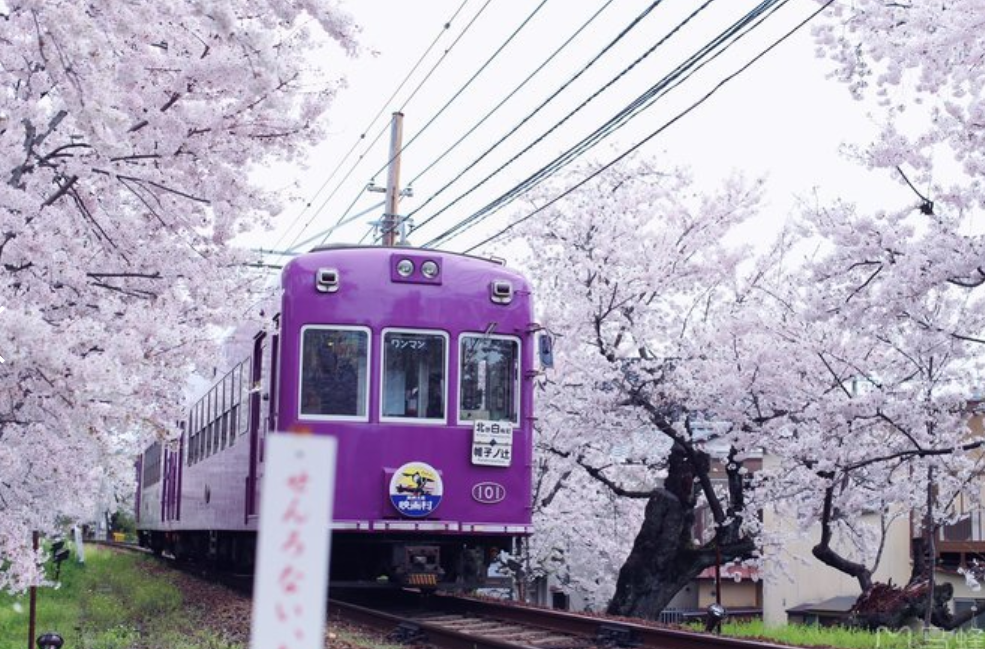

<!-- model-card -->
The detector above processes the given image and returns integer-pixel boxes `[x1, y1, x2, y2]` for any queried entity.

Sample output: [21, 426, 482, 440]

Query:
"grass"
[0, 546, 238, 649]
[706, 619, 953, 648]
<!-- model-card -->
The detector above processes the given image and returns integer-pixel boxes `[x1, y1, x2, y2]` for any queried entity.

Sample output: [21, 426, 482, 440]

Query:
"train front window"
[459, 335, 520, 424]
[299, 326, 370, 420]
[382, 330, 447, 421]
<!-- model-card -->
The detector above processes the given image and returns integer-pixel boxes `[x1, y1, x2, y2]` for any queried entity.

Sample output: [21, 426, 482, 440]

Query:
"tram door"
[161, 433, 182, 522]
[246, 330, 279, 519]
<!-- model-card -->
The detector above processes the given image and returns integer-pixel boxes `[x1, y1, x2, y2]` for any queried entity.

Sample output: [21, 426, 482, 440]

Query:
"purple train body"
[136, 246, 537, 588]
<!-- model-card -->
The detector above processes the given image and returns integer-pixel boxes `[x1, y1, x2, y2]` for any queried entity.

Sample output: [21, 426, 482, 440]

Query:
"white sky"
[248, 0, 910, 263]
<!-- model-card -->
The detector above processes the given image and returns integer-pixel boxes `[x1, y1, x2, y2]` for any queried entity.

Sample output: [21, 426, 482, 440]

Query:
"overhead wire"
[274, 1, 484, 258]
[405, 0, 621, 190]
[354, 0, 555, 247]
[419, 0, 788, 249]
[405, 0, 679, 231]
[265, 0, 472, 260]
[312, 0, 501, 247]
[461, 0, 837, 254]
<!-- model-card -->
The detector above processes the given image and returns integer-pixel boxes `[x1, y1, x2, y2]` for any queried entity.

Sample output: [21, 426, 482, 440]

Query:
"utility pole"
[381, 112, 404, 247]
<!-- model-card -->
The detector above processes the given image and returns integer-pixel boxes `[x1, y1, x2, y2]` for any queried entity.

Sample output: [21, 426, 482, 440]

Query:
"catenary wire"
[367, 0, 552, 184]
[355, 0, 556, 247]
[461, 0, 836, 254]
[310, 0, 499, 247]
[419, 0, 786, 248]
[266, 0, 472, 260]
[405, 0, 620, 190]
[282, 0, 488, 255]
[405, 0, 678, 231]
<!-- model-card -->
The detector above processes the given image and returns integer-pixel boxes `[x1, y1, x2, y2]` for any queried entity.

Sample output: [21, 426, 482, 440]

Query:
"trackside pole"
[381, 112, 404, 247]
[250, 433, 337, 649]
[28, 531, 37, 649]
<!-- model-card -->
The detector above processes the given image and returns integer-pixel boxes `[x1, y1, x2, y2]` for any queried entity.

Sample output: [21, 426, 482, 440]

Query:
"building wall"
[697, 580, 760, 609]
[761, 460, 912, 625]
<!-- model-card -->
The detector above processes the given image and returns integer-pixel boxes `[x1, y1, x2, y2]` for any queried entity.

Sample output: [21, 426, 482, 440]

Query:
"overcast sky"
[249, 0, 907, 262]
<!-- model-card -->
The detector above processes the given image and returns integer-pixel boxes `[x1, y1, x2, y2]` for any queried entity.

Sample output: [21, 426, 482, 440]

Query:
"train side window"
[381, 329, 448, 422]
[458, 334, 520, 425]
[299, 326, 370, 420]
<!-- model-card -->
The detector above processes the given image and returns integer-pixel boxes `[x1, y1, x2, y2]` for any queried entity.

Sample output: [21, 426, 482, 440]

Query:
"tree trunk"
[607, 444, 755, 619]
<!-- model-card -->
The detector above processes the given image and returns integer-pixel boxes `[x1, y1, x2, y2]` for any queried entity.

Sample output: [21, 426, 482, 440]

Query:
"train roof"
[306, 244, 506, 267]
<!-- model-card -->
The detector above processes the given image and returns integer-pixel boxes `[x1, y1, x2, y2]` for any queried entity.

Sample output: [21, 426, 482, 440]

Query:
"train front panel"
[275, 246, 535, 586]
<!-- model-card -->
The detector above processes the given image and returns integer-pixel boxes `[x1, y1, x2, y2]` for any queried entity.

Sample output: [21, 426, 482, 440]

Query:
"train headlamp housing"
[396, 259, 415, 277]
[421, 260, 439, 279]
[390, 254, 442, 285]
[490, 280, 513, 305]
[315, 268, 340, 293]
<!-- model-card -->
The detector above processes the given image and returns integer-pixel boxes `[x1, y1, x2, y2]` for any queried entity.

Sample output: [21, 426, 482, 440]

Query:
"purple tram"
[135, 245, 539, 589]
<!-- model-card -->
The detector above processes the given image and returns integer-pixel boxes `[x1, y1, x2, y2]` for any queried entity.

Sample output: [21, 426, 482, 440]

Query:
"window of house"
[382, 329, 447, 421]
[299, 326, 370, 420]
[459, 335, 519, 424]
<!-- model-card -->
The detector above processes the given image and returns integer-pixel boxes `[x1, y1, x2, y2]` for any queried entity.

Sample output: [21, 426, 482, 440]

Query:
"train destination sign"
[471, 420, 513, 467]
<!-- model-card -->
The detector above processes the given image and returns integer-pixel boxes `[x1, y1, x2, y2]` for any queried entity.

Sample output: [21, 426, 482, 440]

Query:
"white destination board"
[250, 433, 337, 649]
[471, 420, 514, 467]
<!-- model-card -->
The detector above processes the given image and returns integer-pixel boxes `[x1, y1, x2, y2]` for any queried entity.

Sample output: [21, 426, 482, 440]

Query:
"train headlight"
[490, 280, 513, 304]
[396, 259, 415, 277]
[421, 260, 439, 279]
[316, 268, 340, 293]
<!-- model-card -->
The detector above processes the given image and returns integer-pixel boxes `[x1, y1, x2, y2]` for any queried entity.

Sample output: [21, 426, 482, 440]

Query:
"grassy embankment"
[0, 545, 404, 649]
[0, 546, 234, 649]
[712, 619, 961, 648]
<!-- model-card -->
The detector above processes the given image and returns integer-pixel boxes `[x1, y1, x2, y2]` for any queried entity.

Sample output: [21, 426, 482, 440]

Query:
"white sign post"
[73, 525, 85, 564]
[250, 433, 337, 649]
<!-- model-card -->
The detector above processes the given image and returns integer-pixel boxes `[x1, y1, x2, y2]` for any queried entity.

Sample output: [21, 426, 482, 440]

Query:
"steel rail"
[331, 591, 795, 649]
[435, 595, 795, 649]
[330, 598, 552, 649]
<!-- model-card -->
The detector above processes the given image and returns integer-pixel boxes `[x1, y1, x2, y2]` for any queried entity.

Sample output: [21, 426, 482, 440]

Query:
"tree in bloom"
[797, 0, 985, 625]
[0, 1, 355, 591]
[508, 154, 985, 624]
[505, 157, 770, 617]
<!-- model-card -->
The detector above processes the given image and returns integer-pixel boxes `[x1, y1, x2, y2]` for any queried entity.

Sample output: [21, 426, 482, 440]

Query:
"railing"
[912, 511, 985, 548]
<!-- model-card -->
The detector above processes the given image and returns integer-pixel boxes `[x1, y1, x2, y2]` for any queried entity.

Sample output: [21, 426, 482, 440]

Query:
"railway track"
[330, 591, 794, 649]
[101, 541, 793, 649]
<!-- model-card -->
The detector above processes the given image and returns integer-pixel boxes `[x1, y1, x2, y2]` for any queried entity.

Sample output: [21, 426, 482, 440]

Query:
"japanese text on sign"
[250, 434, 337, 649]
[471, 420, 514, 467]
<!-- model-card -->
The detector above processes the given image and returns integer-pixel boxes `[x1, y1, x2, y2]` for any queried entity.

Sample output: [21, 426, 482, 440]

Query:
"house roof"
[697, 565, 760, 581]
[786, 596, 858, 615]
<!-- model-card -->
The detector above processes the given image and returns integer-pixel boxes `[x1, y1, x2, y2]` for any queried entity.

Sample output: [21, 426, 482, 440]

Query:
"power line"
[368, 0, 553, 183]
[309, 0, 498, 247]
[461, 0, 836, 254]
[405, 0, 620, 190]
[406, 0, 677, 230]
[354, 0, 559, 249]
[421, 0, 791, 248]
[418, 0, 755, 247]
[271, 0, 474, 256]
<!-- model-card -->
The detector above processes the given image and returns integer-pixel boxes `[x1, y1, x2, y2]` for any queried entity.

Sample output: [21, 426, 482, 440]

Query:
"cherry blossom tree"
[505, 158, 772, 616]
[508, 154, 985, 623]
[0, 0, 355, 591]
[503, 1, 985, 623]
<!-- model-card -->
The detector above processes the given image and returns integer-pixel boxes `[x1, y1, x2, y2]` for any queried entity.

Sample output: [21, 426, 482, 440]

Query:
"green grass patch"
[704, 619, 934, 648]
[333, 627, 407, 649]
[0, 546, 238, 649]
